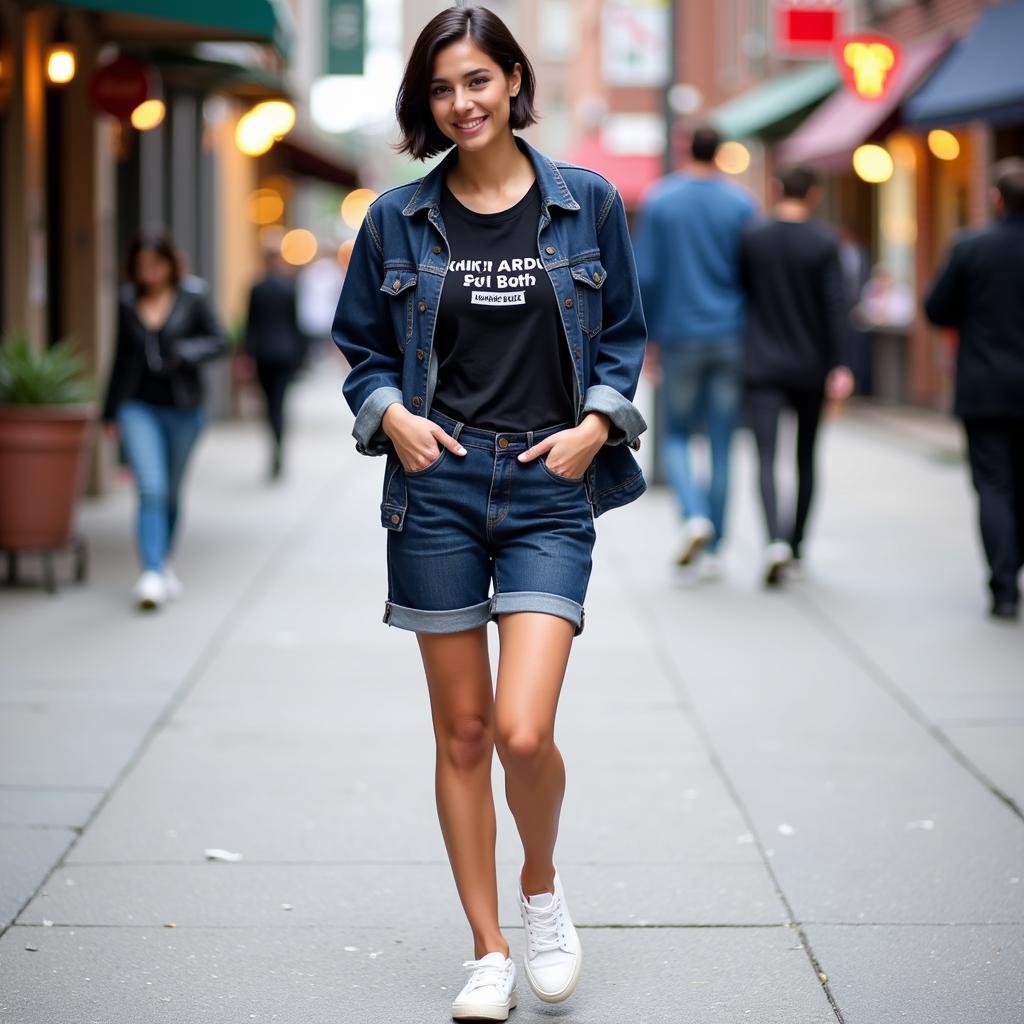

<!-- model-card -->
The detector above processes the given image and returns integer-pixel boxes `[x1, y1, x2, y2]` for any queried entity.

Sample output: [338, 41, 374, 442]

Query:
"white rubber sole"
[451, 989, 517, 1021]
[523, 932, 583, 1005]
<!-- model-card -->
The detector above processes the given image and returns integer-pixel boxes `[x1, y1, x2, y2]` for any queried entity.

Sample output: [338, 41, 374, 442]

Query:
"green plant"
[0, 336, 95, 405]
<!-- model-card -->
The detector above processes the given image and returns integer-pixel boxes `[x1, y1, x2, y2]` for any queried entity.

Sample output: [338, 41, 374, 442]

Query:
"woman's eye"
[470, 78, 489, 88]
[432, 86, 449, 97]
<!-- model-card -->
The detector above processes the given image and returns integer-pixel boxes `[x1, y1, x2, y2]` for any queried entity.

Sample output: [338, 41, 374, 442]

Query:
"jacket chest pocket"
[570, 259, 606, 339]
[380, 270, 418, 350]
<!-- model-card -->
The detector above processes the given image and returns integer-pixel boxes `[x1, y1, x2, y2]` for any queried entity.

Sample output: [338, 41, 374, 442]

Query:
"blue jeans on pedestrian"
[659, 339, 743, 549]
[116, 401, 206, 572]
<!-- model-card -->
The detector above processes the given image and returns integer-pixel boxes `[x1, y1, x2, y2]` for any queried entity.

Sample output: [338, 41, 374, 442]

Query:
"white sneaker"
[764, 541, 793, 587]
[163, 566, 184, 600]
[133, 570, 167, 610]
[676, 516, 714, 566]
[451, 952, 517, 1022]
[518, 871, 582, 1004]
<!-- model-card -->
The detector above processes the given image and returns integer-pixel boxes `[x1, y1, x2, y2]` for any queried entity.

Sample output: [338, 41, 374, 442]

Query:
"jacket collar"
[401, 136, 580, 217]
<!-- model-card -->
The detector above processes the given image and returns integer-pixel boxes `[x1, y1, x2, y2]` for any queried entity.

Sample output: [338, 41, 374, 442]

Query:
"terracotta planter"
[0, 405, 94, 551]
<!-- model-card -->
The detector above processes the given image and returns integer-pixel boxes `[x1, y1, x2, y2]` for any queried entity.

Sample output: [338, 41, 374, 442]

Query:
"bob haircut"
[127, 229, 182, 290]
[396, 5, 538, 161]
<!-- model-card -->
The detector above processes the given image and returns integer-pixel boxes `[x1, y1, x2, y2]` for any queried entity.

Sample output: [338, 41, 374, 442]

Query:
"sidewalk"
[1, 365, 1022, 1023]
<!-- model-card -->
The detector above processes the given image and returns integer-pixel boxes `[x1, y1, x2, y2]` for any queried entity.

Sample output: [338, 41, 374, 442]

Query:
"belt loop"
[526, 429, 534, 448]
[452, 420, 464, 442]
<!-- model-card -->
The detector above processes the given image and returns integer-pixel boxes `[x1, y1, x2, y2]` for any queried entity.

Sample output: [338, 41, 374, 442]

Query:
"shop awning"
[152, 50, 289, 101]
[273, 131, 359, 189]
[710, 62, 840, 141]
[54, 0, 292, 56]
[776, 33, 951, 170]
[562, 135, 663, 206]
[904, 0, 1024, 128]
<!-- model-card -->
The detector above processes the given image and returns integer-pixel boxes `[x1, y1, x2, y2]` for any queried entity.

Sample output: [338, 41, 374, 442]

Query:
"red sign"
[775, 1, 846, 56]
[832, 33, 903, 102]
[90, 56, 154, 119]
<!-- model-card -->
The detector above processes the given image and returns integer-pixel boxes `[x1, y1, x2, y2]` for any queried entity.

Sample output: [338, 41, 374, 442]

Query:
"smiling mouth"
[454, 116, 487, 131]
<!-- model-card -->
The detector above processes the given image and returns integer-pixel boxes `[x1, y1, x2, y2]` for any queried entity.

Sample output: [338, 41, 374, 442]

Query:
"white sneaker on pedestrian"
[676, 516, 714, 566]
[764, 541, 793, 587]
[133, 570, 167, 610]
[518, 871, 582, 1004]
[163, 566, 184, 600]
[451, 952, 517, 1021]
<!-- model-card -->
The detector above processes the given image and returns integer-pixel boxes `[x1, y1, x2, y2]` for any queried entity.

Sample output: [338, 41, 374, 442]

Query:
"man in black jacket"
[740, 165, 854, 585]
[245, 252, 309, 479]
[925, 158, 1024, 620]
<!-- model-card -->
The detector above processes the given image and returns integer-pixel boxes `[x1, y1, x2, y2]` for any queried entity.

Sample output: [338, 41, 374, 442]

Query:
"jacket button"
[545, 246, 555, 255]
[392, 279, 401, 290]
[390, 513, 401, 525]
[416, 349, 425, 361]
[411, 396, 422, 408]
[575, 347, 582, 358]
[433, 245, 441, 254]
[564, 298, 573, 309]
[497, 437, 510, 449]
[592, 271, 601, 283]
[418, 301, 426, 313]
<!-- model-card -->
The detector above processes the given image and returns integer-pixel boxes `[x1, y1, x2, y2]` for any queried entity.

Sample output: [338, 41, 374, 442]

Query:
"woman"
[102, 231, 228, 610]
[332, 7, 646, 1019]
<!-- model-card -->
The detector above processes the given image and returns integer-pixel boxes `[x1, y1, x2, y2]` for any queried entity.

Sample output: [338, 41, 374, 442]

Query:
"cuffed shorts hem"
[489, 591, 585, 636]
[383, 599, 491, 634]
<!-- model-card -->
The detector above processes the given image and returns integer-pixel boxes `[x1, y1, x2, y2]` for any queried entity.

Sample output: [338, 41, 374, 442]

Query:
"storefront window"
[872, 131, 917, 330]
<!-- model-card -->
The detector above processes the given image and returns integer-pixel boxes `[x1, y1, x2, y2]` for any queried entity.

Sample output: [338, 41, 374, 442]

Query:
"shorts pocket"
[403, 447, 449, 477]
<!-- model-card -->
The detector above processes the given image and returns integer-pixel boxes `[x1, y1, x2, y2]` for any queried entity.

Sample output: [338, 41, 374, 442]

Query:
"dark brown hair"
[994, 157, 1024, 215]
[779, 165, 819, 200]
[127, 229, 182, 291]
[690, 126, 721, 164]
[396, 5, 537, 161]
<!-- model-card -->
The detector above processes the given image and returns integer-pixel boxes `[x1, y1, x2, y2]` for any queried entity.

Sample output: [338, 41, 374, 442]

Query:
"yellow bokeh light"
[280, 229, 318, 267]
[341, 188, 378, 229]
[927, 129, 960, 161]
[337, 239, 356, 270]
[130, 99, 166, 132]
[46, 47, 76, 85]
[714, 141, 751, 176]
[236, 110, 275, 157]
[253, 100, 296, 139]
[247, 188, 285, 226]
[852, 144, 894, 184]
[843, 41, 896, 99]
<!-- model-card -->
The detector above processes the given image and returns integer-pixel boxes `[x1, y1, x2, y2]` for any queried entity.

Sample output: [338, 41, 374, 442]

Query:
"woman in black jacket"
[102, 231, 228, 609]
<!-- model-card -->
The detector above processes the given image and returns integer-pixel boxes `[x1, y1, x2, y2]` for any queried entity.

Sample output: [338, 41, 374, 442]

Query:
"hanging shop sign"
[90, 56, 154, 119]
[833, 32, 903, 102]
[326, 0, 365, 75]
[602, 0, 671, 88]
[775, 0, 847, 58]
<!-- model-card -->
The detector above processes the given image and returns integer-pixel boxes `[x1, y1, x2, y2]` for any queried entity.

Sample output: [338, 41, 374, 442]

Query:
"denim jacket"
[332, 137, 648, 524]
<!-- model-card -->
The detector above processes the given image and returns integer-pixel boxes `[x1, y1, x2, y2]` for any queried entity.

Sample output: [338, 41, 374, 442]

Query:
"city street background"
[2, 362, 1021, 1023]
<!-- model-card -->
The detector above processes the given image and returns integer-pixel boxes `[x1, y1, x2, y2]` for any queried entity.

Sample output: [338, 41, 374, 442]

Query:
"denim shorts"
[383, 410, 596, 635]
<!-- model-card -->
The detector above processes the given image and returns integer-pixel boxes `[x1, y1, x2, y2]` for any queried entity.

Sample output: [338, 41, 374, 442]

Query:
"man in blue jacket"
[633, 126, 757, 575]
[925, 158, 1024, 621]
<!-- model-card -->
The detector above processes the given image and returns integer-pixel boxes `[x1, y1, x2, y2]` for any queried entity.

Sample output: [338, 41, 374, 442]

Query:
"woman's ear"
[509, 62, 522, 98]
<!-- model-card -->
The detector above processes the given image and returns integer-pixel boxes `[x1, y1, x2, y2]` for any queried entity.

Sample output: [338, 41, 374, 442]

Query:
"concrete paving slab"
[0, 788, 102, 828]
[0, 924, 835, 1024]
[805, 923, 1024, 1024]
[940, 724, 1024, 812]
[0, 827, 76, 928]
[18, 860, 784, 929]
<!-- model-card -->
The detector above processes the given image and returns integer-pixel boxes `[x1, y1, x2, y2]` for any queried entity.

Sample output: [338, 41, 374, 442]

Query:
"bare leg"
[418, 626, 508, 959]
[493, 612, 575, 897]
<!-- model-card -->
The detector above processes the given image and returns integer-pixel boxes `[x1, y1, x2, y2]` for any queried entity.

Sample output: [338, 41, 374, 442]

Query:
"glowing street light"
[46, 44, 77, 85]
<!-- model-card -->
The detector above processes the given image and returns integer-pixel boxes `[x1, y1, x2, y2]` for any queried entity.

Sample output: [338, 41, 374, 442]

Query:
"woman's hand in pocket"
[517, 412, 610, 480]
[382, 403, 466, 472]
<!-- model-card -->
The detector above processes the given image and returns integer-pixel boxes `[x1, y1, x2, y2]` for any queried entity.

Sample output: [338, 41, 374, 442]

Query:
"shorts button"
[390, 513, 401, 525]
[418, 301, 426, 313]
[564, 298, 573, 309]
[497, 437, 510, 449]
[416, 349, 425, 361]
[412, 396, 422, 408]
[545, 245, 555, 255]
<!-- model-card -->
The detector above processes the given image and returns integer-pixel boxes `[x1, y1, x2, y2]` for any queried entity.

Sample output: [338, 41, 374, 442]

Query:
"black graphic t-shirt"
[433, 182, 575, 432]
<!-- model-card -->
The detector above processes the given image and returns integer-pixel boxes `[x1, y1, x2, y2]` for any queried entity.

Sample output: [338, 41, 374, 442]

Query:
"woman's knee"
[495, 726, 552, 768]
[438, 714, 493, 772]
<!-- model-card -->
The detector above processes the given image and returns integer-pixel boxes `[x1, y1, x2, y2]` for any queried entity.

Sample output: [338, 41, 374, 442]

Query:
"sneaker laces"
[461, 957, 509, 994]
[524, 897, 566, 956]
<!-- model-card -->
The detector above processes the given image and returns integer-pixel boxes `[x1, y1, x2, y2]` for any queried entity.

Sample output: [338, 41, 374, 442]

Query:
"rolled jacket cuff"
[353, 385, 403, 455]
[582, 384, 647, 448]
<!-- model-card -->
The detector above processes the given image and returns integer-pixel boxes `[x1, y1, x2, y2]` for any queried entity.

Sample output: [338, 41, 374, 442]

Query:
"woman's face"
[135, 248, 174, 292]
[428, 38, 521, 154]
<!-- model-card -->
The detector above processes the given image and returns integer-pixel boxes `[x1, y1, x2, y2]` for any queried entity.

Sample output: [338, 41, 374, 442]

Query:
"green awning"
[710, 62, 840, 141]
[54, 0, 292, 56]
[151, 50, 290, 101]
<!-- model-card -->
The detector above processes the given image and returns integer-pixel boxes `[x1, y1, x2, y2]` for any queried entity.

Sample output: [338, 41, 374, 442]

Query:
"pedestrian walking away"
[244, 249, 310, 479]
[100, 230, 229, 610]
[924, 157, 1024, 621]
[738, 166, 854, 585]
[632, 124, 757, 578]
[331, 6, 647, 1019]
